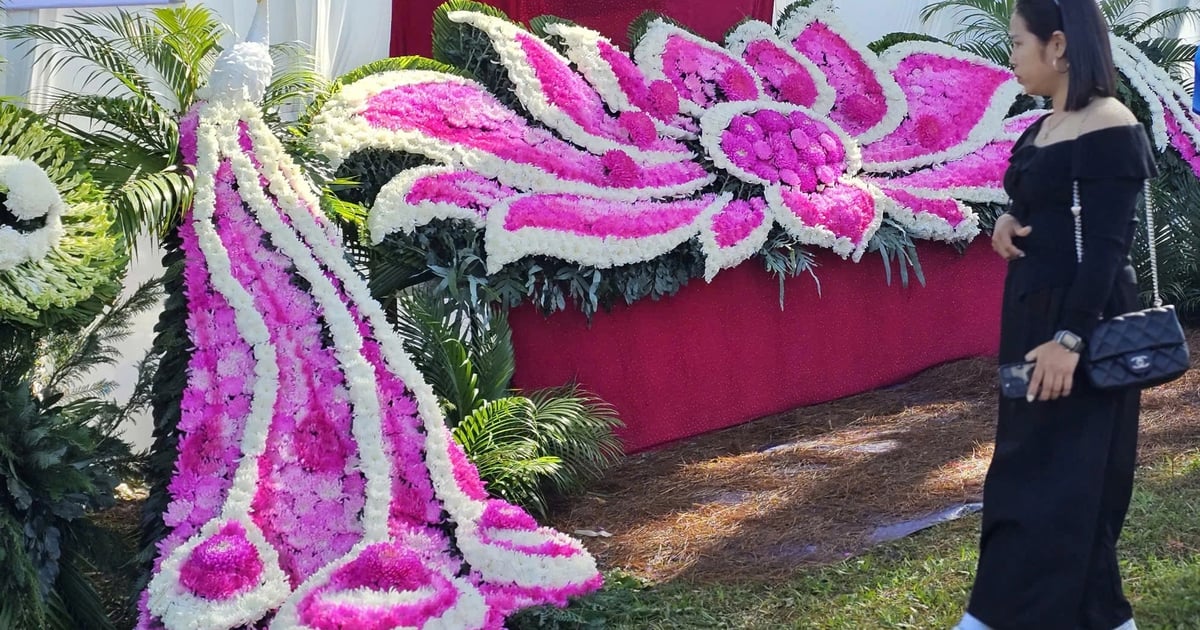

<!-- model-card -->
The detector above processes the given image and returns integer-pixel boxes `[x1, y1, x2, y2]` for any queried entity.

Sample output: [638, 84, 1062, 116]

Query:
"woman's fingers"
[1031, 369, 1073, 401]
[991, 219, 1030, 260]
[1041, 372, 1063, 401]
[1026, 362, 1044, 403]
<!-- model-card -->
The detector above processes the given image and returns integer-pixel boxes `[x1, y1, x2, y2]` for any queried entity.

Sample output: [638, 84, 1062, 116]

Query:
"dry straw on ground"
[550, 330, 1200, 583]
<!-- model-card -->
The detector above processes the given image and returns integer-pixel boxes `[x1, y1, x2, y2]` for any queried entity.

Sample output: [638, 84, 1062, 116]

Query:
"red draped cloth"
[390, 0, 775, 57]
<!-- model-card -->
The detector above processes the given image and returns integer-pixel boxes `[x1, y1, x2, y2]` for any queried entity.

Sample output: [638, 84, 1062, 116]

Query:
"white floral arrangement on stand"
[0, 157, 66, 272]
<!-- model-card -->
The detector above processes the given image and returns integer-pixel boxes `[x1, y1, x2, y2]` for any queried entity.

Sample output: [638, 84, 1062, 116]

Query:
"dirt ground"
[547, 329, 1200, 583]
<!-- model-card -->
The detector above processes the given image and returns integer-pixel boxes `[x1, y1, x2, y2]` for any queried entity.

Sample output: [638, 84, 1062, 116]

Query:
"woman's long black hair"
[1016, 0, 1117, 110]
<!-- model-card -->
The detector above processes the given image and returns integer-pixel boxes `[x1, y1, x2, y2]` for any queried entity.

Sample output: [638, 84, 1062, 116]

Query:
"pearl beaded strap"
[1072, 179, 1162, 307]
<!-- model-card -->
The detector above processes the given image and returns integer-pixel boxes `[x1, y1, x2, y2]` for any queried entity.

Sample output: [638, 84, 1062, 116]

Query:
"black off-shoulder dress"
[965, 117, 1158, 630]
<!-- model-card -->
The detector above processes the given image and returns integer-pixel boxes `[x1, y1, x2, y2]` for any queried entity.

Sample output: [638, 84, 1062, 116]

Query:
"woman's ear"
[1050, 30, 1068, 60]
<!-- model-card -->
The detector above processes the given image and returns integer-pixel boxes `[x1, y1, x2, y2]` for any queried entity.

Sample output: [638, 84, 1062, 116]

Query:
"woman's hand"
[991, 213, 1032, 261]
[1024, 342, 1080, 402]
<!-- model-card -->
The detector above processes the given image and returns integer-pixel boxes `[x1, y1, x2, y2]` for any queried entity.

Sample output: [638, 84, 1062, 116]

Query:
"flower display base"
[510, 240, 1005, 452]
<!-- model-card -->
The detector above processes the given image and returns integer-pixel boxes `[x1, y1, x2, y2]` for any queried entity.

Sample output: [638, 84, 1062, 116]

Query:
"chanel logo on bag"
[1128, 354, 1152, 372]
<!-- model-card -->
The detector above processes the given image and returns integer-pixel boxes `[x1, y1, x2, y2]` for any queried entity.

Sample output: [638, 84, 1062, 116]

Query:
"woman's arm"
[1056, 176, 1141, 338]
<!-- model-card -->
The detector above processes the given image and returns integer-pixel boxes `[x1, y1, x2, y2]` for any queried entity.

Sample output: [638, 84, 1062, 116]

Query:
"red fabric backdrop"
[390, 0, 776, 57]
[509, 241, 1007, 453]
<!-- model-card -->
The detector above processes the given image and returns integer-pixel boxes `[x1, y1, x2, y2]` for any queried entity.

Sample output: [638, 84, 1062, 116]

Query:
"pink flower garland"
[741, 40, 821, 107]
[659, 37, 760, 108]
[178, 521, 265, 600]
[1165, 106, 1200, 179]
[363, 82, 707, 191]
[517, 32, 684, 154]
[406, 171, 516, 218]
[711, 198, 767, 248]
[296, 542, 461, 630]
[791, 23, 887, 136]
[502, 194, 711, 238]
[779, 182, 877, 245]
[881, 186, 967, 227]
[862, 54, 1011, 162]
[882, 141, 1012, 191]
[594, 39, 691, 131]
[718, 109, 847, 189]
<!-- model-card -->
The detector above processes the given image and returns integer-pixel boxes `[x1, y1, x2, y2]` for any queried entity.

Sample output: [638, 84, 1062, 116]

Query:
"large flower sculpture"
[312, 1, 1045, 282]
[140, 5, 600, 629]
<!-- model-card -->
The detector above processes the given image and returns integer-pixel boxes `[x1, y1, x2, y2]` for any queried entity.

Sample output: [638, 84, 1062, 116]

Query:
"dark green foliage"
[868, 219, 926, 289]
[136, 227, 190, 602]
[0, 282, 159, 629]
[869, 32, 948, 54]
[364, 214, 828, 321]
[431, 1, 526, 114]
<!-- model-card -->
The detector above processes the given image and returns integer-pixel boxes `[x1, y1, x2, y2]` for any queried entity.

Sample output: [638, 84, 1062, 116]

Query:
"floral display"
[633, 19, 765, 116]
[0, 105, 126, 328]
[1109, 35, 1200, 179]
[140, 6, 600, 628]
[453, 11, 693, 162]
[312, 0, 1050, 282]
[0, 157, 66, 272]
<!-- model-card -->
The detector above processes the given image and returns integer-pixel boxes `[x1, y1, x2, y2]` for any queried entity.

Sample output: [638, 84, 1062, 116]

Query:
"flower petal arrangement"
[140, 12, 600, 629]
[313, 0, 1047, 289]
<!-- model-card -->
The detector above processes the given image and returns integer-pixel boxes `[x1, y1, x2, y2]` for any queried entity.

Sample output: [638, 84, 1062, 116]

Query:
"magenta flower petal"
[179, 521, 265, 600]
[860, 49, 1018, 170]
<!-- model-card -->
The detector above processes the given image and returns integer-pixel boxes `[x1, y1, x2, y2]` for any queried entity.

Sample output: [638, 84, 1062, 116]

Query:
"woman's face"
[1009, 11, 1063, 98]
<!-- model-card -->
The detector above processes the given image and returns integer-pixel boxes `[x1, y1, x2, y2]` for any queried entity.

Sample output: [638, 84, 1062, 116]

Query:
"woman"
[956, 1, 1157, 629]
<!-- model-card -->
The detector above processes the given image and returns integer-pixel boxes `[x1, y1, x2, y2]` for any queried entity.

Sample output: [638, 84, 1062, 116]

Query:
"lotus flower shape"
[312, 1, 1052, 282]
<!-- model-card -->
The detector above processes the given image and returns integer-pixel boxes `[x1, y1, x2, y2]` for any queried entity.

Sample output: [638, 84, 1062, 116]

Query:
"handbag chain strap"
[1071, 179, 1163, 308]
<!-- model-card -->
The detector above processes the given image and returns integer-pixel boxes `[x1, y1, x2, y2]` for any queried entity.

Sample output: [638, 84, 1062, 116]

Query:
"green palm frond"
[454, 397, 563, 517]
[1134, 37, 1198, 85]
[263, 42, 329, 122]
[526, 385, 624, 496]
[1119, 5, 1200, 38]
[395, 285, 486, 425]
[0, 20, 155, 103]
[470, 307, 516, 403]
[36, 278, 164, 402]
[65, 6, 226, 110]
[918, 0, 1014, 66]
[0, 4, 325, 248]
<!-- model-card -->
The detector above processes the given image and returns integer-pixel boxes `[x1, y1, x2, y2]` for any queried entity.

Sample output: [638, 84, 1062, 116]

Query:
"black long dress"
[966, 117, 1158, 630]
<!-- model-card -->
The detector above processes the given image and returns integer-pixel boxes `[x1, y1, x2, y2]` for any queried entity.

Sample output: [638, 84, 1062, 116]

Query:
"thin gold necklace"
[1038, 111, 1074, 143]
[1038, 105, 1097, 144]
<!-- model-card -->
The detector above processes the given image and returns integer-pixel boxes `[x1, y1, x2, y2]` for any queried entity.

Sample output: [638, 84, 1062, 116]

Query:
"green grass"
[510, 453, 1200, 629]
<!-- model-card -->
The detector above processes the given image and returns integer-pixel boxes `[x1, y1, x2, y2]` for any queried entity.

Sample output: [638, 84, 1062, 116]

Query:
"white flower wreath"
[0, 156, 67, 271]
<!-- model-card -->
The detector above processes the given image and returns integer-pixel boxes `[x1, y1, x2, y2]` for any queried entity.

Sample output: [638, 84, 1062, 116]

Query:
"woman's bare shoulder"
[1079, 97, 1139, 134]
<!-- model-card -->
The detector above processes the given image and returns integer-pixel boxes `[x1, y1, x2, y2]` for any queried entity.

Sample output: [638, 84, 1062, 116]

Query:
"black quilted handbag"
[1069, 180, 1190, 390]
